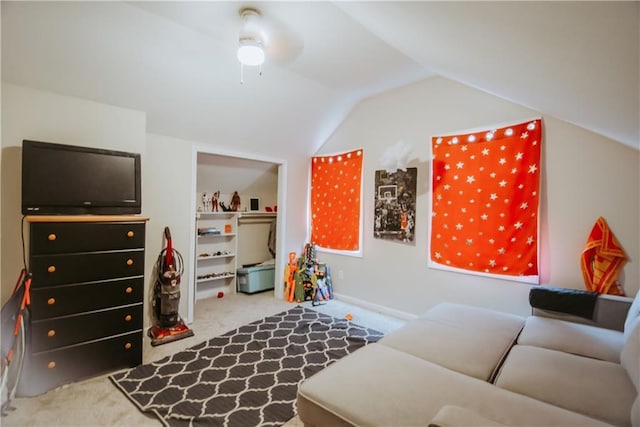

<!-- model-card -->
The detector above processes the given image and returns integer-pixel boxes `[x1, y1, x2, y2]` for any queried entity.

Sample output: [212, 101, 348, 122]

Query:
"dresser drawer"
[30, 249, 144, 287]
[30, 222, 145, 255]
[29, 277, 143, 320]
[31, 304, 143, 353]
[18, 331, 142, 397]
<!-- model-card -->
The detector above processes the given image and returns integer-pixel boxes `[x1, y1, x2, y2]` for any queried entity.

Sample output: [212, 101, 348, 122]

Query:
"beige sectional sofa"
[297, 290, 640, 426]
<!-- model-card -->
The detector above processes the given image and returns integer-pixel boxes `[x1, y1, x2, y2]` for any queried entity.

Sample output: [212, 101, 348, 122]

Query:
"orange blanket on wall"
[430, 119, 542, 280]
[310, 149, 363, 251]
[580, 216, 627, 296]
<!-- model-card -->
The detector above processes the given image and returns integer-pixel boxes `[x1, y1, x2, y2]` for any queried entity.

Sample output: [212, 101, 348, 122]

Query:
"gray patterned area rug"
[110, 306, 383, 427]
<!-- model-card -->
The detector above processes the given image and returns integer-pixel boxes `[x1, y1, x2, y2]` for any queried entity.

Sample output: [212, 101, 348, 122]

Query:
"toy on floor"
[312, 263, 332, 306]
[284, 252, 298, 302]
[287, 243, 333, 306]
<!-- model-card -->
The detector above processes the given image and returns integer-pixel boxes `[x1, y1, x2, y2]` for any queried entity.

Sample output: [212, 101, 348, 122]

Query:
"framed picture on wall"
[250, 197, 260, 211]
[374, 168, 417, 244]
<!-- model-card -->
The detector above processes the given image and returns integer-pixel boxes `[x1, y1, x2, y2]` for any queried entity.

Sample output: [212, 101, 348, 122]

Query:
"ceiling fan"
[236, 6, 303, 70]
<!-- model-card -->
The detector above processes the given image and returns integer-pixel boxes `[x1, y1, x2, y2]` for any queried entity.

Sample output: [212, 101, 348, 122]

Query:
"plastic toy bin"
[236, 264, 275, 294]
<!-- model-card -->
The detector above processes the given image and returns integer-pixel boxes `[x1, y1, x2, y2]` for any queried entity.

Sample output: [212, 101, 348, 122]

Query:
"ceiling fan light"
[237, 41, 265, 66]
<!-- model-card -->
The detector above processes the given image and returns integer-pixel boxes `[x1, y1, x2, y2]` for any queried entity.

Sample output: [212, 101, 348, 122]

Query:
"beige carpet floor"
[3, 292, 405, 426]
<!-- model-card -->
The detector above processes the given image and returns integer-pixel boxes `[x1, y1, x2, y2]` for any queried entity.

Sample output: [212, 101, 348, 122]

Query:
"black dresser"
[18, 216, 148, 396]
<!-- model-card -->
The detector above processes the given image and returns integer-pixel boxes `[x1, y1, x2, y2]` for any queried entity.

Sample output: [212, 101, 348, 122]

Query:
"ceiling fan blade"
[265, 27, 304, 65]
[238, 7, 304, 65]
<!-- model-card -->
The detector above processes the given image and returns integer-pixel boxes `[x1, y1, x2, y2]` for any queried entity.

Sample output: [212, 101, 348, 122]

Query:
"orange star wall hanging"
[429, 119, 542, 283]
[310, 149, 363, 252]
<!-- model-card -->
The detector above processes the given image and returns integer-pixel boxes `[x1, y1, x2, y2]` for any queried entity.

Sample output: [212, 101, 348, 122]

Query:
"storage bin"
[237, 264, 275, 294]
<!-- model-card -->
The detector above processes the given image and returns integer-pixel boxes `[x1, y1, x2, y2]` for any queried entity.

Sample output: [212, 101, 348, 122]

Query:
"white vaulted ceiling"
[2, 1, 638, 155]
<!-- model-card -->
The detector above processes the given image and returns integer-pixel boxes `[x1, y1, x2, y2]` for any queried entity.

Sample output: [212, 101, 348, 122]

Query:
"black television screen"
[22, 140, 141, 215]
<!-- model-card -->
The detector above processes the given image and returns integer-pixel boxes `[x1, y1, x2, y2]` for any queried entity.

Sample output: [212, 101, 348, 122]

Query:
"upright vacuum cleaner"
[148, 227, 194, 346]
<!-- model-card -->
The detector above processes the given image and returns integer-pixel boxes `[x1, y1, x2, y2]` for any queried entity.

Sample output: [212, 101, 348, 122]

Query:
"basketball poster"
[374, 168, 417, 244]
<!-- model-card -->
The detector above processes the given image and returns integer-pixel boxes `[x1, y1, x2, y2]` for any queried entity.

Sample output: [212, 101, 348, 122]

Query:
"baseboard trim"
[333, 292, 418, 321]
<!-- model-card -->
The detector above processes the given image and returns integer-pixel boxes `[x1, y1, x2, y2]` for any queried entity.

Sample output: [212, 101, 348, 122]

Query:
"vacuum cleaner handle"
[163, 227, 174, 270]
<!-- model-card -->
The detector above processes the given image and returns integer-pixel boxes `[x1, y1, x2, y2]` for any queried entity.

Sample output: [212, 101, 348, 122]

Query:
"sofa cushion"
[297, 344, 611, 427]
[420, 302, 525, 338]
[428, 405, 505, 427]
[518, 315, 624, 362]
[495, 345, 636, 426]
[379, 303, 525, 381]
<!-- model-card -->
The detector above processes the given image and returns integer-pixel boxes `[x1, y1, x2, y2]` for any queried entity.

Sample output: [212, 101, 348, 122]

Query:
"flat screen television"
[22, 140, 141, 215]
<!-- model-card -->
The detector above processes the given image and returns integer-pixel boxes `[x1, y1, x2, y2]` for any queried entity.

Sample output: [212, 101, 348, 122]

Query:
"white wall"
[143, 133, 194, 322]
[196, 154, 279, 212]
[0, 84, 310, 326]
[144, 135, 298, 323]
[196, 155, 279, 267]
[316, 77, 639, 317]
[237, 220, 276, 267]
[7, 77, 633, 323]
[1, 83, 147, 304]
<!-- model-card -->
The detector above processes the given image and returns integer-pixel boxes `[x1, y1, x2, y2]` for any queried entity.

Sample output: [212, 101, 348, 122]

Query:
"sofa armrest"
[529, 287, 632, 331]
[593, 294, 634, 331]
[529, 287, 598, 319]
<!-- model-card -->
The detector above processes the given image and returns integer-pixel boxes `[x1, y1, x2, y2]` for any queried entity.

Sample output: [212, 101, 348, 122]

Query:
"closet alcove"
[187, 148, 287, 321]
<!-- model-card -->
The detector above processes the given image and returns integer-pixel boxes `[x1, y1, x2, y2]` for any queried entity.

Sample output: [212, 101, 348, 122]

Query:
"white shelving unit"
[194, 211, 238, 301]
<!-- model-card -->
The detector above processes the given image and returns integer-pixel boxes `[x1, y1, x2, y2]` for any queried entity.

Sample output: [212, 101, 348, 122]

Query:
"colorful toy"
[202, 193, 211, 212]
[211, 191, 220, 212]
[230, 191, 241, 211]
[284, 251, 297, 302]
[312, 263, 333, 306]
[286, 243, 334, 305]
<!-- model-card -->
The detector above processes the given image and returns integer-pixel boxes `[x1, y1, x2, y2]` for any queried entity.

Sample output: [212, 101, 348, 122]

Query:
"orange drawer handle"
[124, 343, 132, 350]
[47, 266, 56, 273]
[47, 298, 56, 305]
[125, 315, 132, 322]
[127, 231, 134, 238]
[126, 259, 134, 266]
[47, 330, 56, 337]
[125, 287, 133, 294]
[48, 233, 57, 241]
[47, 361, 56, 369]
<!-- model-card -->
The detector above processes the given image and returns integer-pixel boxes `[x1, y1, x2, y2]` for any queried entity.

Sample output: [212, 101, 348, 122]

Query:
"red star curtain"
[310, 149, 363, 251]
[429, 119, 542, 283]
[580, 217, 627, 295]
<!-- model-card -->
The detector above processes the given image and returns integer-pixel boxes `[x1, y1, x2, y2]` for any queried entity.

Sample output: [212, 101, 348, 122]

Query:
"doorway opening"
[187, 146, 287, 323]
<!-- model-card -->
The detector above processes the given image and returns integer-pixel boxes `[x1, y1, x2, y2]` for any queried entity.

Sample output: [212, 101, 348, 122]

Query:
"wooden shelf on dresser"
[18, 215, 149, 397]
